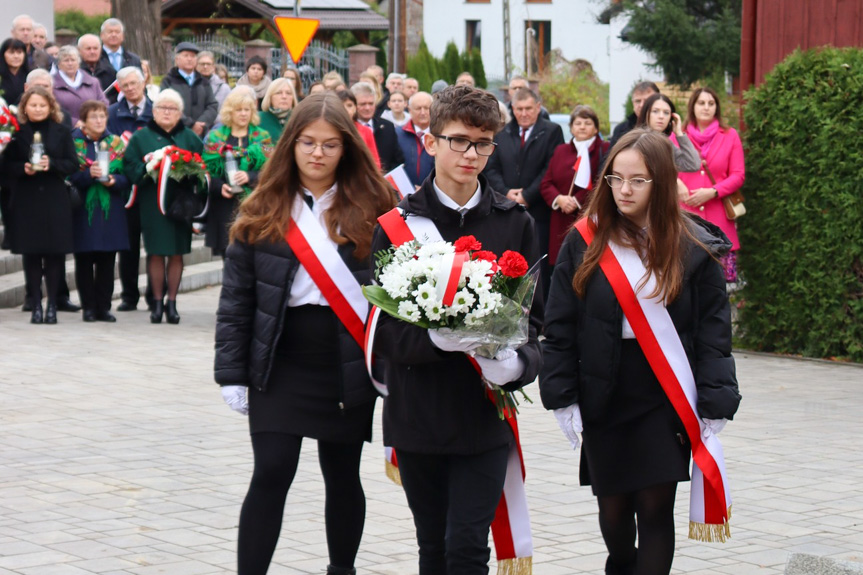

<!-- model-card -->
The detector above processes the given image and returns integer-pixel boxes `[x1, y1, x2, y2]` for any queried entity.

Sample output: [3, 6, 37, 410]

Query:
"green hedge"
[739, 47, 863, 361]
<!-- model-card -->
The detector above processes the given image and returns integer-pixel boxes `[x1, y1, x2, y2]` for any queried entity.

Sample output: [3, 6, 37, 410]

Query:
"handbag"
[701, 160, 746, 220]
[65, 180, 83, 209]
[166, 181, 207, 225]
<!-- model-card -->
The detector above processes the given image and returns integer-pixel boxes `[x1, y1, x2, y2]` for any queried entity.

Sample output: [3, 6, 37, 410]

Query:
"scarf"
[573, 136, 596, 190]
[74, 133, 125, 225]
[686, 120, 720, 157]
[268, 107, 292, 126]
[59, 69, 83, 89]
[237, 74, 272, 101]
[202, 125, 271, 198]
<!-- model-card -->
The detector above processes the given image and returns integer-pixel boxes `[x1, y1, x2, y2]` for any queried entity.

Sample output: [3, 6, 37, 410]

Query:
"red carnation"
[498, 250, 528, 278]
[182, 152, 192, 162]
[471, 250, 497, 262]
[454, 235, 482, 252]
[170, 152, 180, 162]
[0, 116, 7, 125]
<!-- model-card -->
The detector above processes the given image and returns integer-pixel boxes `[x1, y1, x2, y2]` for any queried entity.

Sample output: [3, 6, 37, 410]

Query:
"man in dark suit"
[609, 81, 659, 147]
[483, 87, 563, 298]
[97, 18, 143, 104]
[108, 66, 156, 312]
[352, 81, 405, 172]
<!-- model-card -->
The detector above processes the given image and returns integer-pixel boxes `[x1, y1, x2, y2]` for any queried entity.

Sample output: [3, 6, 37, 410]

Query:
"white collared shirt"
[289, 185, 339, 307]
[519, 124, 534, 143]
[433, 178, 482, 214]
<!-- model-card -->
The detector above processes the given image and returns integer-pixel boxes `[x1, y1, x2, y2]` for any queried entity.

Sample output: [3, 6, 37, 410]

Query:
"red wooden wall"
[740, 0, 863, 90]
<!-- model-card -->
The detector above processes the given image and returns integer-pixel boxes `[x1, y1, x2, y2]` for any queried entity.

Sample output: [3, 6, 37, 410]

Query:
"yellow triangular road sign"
[274, 16, 320, 63]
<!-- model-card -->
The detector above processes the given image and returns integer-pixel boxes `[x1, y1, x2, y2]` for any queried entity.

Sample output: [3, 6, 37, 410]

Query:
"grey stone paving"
[1, 286, 861, 574]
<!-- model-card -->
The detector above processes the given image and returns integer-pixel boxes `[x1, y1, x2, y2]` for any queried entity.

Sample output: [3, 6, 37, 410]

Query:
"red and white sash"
[284, 198, 368, 348]
[156, 153, 210, 219]
[369, 207, 534, 573]
[574, 219, 732, 542]
[121, 131, 138, 209]
[384, 164, 415, 200]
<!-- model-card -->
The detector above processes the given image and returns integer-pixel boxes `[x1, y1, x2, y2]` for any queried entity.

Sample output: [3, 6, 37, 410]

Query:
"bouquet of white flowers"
[364, 235, 540, 418]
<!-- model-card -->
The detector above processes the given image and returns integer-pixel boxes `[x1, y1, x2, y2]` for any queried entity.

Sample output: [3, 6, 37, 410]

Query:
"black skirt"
[580, 340, 691, 496]
[248, 305, 375, 442]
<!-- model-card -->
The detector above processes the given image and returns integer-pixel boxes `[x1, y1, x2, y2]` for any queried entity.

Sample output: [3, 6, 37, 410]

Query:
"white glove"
[702, 418, 727, 437]
[428, 329, 484, 354]
[554, 404, 583, 450]
[473, 348, 525, 385]
[221, 385, 249, 415]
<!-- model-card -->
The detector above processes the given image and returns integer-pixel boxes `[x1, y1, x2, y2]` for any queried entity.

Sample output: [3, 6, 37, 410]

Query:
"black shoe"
[116, 301, 137, 312]
[150, 300, 164, 324]
[30, 305, 43, 324]
[165, 300, 180, 324]
[96, 311, 117, 323]
[44, 304, 58, 324]
[56, 299, 81, 313]
[326, 566, 356, 575]
[22, 302, 33, 312]
[83, 309, 98, 322]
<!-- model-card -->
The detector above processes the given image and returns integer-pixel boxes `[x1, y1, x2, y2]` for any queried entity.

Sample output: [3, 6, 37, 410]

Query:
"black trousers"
[118, 203, 155, 307]
[397, 445, 510, 575]
[74, 251, 116, 312]
[23, 254, 66, 306]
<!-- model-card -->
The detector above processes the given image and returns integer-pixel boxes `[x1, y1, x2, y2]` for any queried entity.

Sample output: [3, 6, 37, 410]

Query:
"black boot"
[150, 299, 164, 324]
[326, 566, 356, 575]
[605, 555, 636, 575]
[165, 300, 180, 324]
[30, 305, 43, 324]
[44, 303, 58, 325]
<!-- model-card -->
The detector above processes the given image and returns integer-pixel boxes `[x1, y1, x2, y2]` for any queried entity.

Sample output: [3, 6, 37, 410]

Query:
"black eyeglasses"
[433, 134, 497, 157]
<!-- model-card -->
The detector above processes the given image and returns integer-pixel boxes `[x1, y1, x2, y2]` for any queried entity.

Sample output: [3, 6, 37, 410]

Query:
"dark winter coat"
[539, 214, 741, 423]
[370, 172, 544, 454]
[96, 47, 143, 104]
[395, 121, 434, 187]
[4, 120, 77, 255]
[68, 128, 130, 253]
[215, 233, 378, 412]
[108, 97, 153, 137]
[482, 117, 564, 226]
[159, 68, 218, 131]
[609, 113, 638, 148]
[366, 116, 405, 173]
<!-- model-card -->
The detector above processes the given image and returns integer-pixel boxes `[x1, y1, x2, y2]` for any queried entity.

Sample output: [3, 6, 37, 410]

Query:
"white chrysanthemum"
[379, 266, 412, 299]
[412, 281, 436, 306]
[423, 300, 444, 321]
[446, 289, 476, 315]
[477, 291, 503, 316]
[397, 300, 422, 322]
[465, 261, 493, 292]
[417, 241, 452, 259]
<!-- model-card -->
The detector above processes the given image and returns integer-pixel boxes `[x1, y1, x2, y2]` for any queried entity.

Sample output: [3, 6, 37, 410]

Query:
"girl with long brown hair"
[214, 93, 395, 575]
[540, 129, 741, 575]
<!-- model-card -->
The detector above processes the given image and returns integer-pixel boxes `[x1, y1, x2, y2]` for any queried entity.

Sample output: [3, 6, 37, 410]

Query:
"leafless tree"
[111, 0, 166, 74]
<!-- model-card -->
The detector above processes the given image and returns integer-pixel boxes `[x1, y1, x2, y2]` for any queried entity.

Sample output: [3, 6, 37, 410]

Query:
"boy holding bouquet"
[370, 85, 543, 574]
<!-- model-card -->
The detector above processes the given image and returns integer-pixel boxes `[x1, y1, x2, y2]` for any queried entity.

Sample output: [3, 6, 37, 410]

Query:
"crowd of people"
[1, 13, 745, 575]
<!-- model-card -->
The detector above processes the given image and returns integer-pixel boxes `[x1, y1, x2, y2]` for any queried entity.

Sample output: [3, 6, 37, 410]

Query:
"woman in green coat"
[123, 88, 204, 325]
[256, 78, 296, 142]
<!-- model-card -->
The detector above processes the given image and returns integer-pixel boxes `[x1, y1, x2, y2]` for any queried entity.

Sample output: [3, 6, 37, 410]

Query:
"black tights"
[597, 482, 678, 575]
[237, 433, 366, 575]
[147, 255, 183, 301]
[23, 254, 65, 307]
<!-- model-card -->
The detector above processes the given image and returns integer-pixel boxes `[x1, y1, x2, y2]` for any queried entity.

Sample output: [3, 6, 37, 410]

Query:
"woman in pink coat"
[678, 87, 745, 283]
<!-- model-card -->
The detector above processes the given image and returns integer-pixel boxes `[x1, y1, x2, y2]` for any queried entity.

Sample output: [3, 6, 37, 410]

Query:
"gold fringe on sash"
[688, 506, 732, 543]
[385, 460, 402, 486]
[496, 556, 532, 575]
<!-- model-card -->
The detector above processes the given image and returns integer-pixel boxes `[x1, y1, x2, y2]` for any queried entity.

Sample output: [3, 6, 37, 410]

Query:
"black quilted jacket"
[214, 237, 376, 411]
[539, 214, 741, 422]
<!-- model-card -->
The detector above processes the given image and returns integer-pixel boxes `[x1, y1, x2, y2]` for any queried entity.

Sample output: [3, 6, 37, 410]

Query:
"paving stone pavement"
[1, 286, 862, 575]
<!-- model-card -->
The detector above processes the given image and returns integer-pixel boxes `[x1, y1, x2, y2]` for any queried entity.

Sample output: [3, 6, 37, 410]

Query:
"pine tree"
[442, 41, 462, 84]
[407, 38, 437, 92]
[470, 48, 487, 89]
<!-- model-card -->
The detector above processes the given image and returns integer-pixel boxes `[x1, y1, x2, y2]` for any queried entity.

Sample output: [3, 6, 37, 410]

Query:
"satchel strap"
[701, 159, 718, 186]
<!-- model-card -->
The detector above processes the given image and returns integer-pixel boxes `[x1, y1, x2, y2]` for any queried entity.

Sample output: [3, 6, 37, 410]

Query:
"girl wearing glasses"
[214, 93, 395, 575]
[540, 129, 740, 575]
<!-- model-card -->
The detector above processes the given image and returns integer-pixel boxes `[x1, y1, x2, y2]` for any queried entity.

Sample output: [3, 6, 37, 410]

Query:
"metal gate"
[272, 41, 349, 92]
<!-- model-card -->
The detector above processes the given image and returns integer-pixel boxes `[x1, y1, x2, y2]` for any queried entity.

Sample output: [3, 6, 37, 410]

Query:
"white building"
[419, 0, 658, 127]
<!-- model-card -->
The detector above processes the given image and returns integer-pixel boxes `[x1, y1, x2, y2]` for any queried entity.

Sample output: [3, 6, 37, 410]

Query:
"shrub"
[441, 41, 461, 84]
[406, 38, 438, 92]
[537, 52, 609, 131]
[739, 46, 863, 361]
[55, 9, 108, 36]
[468, 48, 487, 89]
